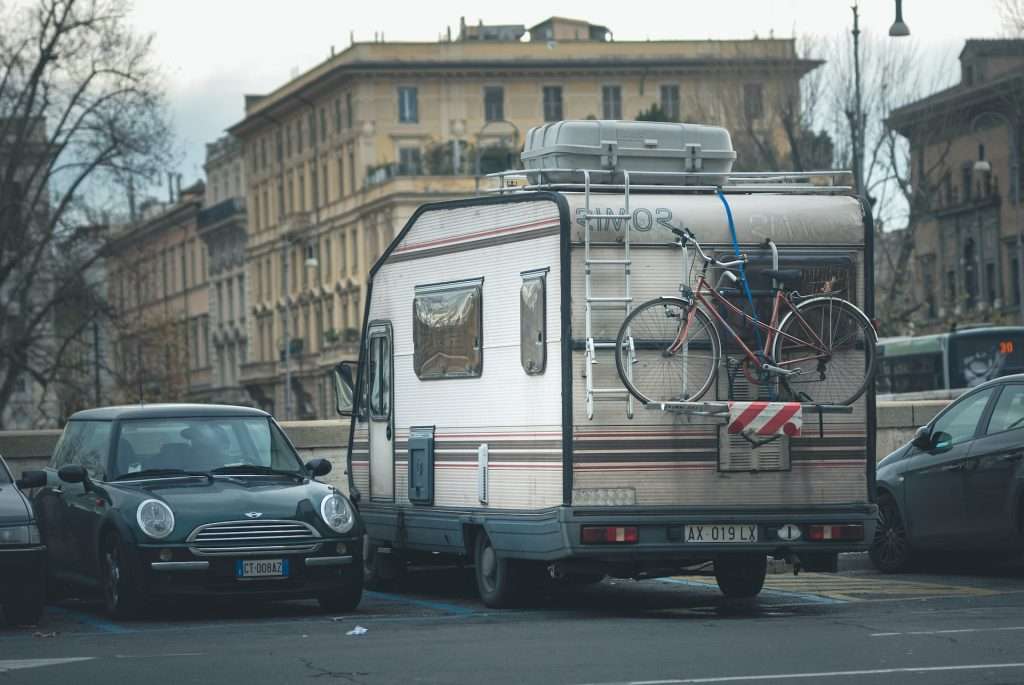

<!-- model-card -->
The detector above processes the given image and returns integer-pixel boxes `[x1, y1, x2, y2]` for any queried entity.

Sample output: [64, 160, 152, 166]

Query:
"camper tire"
[473, 530, 521, 608]
[714, 552, 767, 598]
[363, 536, 405, 590]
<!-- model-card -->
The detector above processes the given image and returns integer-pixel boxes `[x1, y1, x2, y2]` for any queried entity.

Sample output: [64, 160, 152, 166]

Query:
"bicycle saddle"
[766, 269, 802, 286]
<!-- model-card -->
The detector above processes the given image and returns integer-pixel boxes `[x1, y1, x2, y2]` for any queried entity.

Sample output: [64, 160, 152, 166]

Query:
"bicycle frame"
[670, 269, 830, 372]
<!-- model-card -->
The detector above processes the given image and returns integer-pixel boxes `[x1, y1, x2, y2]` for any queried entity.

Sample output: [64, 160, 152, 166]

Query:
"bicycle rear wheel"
[772, 297, 877, 406]
[615, 297, 720, 404]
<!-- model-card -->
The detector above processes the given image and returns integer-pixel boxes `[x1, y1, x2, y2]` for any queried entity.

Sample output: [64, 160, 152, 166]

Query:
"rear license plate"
[684, 524, 757, 543]
[236, 559, 289, 579]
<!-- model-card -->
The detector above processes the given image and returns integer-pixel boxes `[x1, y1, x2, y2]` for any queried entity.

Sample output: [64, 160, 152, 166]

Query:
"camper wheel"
[714, 552, 767, 598]
[473, 530, 522, 608]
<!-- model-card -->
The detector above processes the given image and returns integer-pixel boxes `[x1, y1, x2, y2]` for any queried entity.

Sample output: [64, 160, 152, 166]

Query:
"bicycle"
[614, 226, 877, 407]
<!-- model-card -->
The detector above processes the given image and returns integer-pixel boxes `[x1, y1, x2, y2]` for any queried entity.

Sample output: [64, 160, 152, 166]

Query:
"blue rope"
[717, 191, 764, 352]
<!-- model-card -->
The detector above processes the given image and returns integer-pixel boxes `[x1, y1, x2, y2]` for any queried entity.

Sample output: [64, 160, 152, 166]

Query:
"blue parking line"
[657, 577, 845, 605]
[365, 591, 477, 616]
[48, 606, 136, 634]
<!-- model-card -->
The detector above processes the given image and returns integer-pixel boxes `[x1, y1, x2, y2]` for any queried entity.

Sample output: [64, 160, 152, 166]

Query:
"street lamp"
[971, 110, 1023, 322]
[281, 237, 319, 420]
[889, 0, 910, 37]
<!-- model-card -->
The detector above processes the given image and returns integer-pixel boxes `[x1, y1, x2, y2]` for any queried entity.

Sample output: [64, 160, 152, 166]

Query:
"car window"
[0, 458, 10, 484]
[49, 428, 70, 469]
[930, 387, 995, 446]
[113, 417, 304, 477]
[986, 384, 1024, 434]
[60, 421, 113, 479]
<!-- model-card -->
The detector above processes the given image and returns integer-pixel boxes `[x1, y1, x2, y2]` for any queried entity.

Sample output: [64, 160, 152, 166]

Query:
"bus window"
[949, 332, 1024, 388]
[882, 353, 944, 394]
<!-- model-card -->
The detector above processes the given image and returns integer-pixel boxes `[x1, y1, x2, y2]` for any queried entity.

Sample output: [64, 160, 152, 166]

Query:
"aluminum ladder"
[583, 169, 634, 420]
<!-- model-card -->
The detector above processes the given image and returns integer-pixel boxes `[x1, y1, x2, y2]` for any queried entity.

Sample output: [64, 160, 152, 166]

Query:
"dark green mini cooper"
[25, 404, 362, 618]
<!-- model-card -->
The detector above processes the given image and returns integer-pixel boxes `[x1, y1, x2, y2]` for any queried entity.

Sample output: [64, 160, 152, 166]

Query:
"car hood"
[0, 484, 31, 526]
[112, 476, 336, 541]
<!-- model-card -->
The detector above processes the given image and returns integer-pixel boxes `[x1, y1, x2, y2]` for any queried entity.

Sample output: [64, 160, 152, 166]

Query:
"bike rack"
[642, 401, 854, 439]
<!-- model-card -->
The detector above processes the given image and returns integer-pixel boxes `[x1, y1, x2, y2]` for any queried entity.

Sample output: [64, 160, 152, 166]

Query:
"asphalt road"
[3, 554, 1024, 685]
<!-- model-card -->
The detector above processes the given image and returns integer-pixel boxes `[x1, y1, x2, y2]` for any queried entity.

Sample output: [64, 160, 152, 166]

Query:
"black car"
[871, 373, 1024, 572]
[0, 455, 47, 626]
[25, 404, 363, 618]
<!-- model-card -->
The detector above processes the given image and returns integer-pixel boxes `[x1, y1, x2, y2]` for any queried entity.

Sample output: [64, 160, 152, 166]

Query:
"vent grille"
[718, 363, 791, 473]
[187, 520, 321, 557]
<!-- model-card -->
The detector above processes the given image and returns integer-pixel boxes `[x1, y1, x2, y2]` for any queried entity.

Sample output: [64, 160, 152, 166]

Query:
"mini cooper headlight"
[319, 493, 354, 534]
[136, 499, 175, 539]
[0, 524, 40, 546]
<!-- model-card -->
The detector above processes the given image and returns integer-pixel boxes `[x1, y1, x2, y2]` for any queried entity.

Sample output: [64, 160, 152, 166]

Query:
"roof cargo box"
[520, 120, 736, 186]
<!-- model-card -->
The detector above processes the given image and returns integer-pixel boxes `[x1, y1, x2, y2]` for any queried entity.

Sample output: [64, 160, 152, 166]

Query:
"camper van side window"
[520, 270, 547, 375]
[413, 279, 483, 380]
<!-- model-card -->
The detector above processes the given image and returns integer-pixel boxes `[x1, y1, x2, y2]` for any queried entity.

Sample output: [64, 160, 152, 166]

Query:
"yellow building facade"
[227, 18, 818, 419]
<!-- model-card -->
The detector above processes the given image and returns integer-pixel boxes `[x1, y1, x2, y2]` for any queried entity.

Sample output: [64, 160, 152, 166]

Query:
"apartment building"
[199, 135, 249, 406]
[888, 39, 1024, 333]
[227, 16, 819, 419]
[108, 183, 212, 403]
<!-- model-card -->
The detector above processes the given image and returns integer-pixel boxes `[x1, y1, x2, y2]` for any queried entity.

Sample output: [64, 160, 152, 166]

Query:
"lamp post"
[281, 235, 319, 420]
[971, 110, 1023, 323]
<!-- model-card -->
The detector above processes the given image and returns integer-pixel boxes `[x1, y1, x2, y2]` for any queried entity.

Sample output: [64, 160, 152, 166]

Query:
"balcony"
[198, 197, 245, 228]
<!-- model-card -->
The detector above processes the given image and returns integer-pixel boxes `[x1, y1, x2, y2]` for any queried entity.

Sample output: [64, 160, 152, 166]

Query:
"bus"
[877, 326, 1024, 399]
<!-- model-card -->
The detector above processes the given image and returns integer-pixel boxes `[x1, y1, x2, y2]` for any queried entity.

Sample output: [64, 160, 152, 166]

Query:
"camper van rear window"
[413, 278, 483, 380]
[520, 269, 548, 375]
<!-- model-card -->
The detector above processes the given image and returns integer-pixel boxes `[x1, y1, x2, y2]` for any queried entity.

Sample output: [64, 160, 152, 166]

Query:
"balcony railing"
[198, 197, 245, 228]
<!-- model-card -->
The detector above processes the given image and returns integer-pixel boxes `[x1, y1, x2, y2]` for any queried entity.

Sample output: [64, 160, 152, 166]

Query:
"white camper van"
[333, 121, 878, 607]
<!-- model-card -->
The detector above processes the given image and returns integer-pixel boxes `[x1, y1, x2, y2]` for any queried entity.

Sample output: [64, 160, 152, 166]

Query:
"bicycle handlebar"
[670, 226, 747, 269]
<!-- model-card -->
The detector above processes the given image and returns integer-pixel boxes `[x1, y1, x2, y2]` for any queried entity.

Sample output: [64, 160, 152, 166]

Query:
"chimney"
[167, 171, 174, 203]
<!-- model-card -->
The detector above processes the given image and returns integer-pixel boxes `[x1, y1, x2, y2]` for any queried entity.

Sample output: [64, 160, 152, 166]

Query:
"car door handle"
[52, 486, 64, 495]
[998, 453, 1023, 464]
[941, 463, 966, 472]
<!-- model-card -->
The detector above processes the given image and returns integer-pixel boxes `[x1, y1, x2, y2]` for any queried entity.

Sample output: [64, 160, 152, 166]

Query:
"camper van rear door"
[368, 324, 395, 501]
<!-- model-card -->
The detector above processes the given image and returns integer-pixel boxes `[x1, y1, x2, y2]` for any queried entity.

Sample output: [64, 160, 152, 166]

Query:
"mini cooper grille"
[187, 520, 321, 557]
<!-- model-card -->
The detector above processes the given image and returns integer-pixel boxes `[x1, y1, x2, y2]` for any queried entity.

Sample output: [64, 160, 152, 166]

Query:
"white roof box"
[521, 120, 736, 186]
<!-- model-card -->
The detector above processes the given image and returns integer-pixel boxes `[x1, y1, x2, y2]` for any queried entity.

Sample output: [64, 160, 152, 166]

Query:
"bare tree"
[0, 0, 172, 427]
[998, 0, 1024, 36]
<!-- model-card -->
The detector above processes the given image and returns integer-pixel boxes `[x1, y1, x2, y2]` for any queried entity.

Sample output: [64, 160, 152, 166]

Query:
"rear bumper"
[560, 505, 877, 560]
[135, 539, 361, 599]
[0, 546, 46, 601]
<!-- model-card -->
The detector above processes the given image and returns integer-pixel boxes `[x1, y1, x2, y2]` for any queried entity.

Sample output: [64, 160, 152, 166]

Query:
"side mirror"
[332, 361, 357, 417]
[911, 426, 932, 450]
[58, 464, 89, 485]
[305, 458, 332, 478]
[16, 470, 46, 490]
[931, 431, 954, 453]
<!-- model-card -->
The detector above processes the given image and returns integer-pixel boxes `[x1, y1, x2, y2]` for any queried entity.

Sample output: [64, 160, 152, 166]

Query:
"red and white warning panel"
[727, 401, 803, 437]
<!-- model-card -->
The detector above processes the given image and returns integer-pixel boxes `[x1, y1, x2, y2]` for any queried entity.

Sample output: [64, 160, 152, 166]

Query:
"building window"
[298, 172, 306, 212]
[398, 147, 422, 175]
[962, 162, 973, 203]
[296, 120, 303, 153]
[324, 237, 332, 282]
[337, 157, 345, 198]
[346, 92, 354, 128]
[601, 85, 622, 120]
[286, 125, 292, 157]
[986, 262, 998, 306]
[520, 270, 547, 375]
[308, 111, 317, 146]
[413, 278, 483, 379]
[319, 108, 327, 141]
[311, 166, 319, 208]
[1012, 256, 1022, 306]
[542, 86, 563, 122]
[348, 148, 356, 195]
[398, 87, 418, 123]
[334, 98, 342, 132]
[484, 86, 504, 122]
[660, 84, 680, 121]
[276, 129, 283, 163]
[260, 138, 267, 170]
[744, 83, 764, 120]
[946, 269, 957, 304]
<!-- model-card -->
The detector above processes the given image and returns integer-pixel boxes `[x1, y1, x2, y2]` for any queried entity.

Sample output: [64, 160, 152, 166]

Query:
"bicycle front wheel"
[772, 297, 877, 406]
[615, 297, 720, 404]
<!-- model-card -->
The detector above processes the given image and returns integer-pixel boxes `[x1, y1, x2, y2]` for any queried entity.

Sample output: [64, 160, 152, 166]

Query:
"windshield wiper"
[209, 465, 303, 479]
[113, 468, 211, 481]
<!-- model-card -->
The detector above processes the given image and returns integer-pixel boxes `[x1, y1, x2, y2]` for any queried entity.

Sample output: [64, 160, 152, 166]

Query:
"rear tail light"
[807, 524, 864, 541]
[581, 526, 638, 545]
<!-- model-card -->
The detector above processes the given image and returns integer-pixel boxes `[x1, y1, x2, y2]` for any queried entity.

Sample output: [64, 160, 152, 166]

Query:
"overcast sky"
[126, 0, 1009, 182]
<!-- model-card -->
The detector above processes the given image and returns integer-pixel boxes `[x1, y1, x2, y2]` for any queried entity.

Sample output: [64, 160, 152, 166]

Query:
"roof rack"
[486, 168, 854, 195]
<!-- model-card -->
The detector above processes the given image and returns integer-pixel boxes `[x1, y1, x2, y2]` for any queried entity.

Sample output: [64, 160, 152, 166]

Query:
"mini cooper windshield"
[111, 417, 305, 479]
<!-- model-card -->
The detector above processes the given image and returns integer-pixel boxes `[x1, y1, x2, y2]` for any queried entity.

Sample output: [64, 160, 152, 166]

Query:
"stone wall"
[0, 404, 945, 490]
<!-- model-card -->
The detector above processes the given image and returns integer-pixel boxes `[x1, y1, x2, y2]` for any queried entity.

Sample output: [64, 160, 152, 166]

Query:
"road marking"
[48, 606, 135, 634]
[365, 591, 476, 616]
[871, 626, 1024, 637]
[659, 578, 844, 605]
[0, 658, 94, 673]
[577, 661, 1024, 684]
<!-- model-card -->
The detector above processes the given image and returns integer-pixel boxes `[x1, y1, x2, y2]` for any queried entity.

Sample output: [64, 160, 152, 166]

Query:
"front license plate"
[684, 524, 758, 543]
[236, 559, 289, 579]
